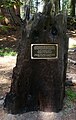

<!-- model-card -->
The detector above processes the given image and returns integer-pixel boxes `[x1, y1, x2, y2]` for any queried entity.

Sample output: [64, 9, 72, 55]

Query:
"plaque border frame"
[31, 44, 58, 59]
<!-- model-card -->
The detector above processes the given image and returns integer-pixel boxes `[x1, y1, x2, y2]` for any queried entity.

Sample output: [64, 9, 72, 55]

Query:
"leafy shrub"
[0, 47, 17, 56]
[65, 88, 76, 101]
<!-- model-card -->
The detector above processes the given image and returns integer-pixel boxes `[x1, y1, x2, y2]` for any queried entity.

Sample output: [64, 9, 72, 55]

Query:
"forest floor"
[0, 29, 76, 120]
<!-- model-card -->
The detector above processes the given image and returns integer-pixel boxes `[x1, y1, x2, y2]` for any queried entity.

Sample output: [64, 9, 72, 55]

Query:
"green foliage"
[0, 25, 10, 32]
[0, 15, 5, 21]
[59, 0, 71, 15]
[65, 88, 76, 101]
[1, 0, 23, 8]
[30, 0, 36, 14]
[0, 47, 17, 56]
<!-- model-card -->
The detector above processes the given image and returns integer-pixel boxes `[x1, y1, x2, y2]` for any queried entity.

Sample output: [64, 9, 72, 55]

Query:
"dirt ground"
[0, 30, 76, 120]
[0, 56, 76, 120]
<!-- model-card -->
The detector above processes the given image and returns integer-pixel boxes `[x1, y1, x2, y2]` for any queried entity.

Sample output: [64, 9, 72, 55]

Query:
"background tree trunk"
[4, 1, 68, 114]
[71, 0, 75, 16]
[54, 0, 60, 14]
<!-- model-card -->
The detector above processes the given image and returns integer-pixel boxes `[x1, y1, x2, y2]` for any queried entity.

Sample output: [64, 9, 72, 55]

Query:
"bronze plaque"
[31, 44, 58, 59]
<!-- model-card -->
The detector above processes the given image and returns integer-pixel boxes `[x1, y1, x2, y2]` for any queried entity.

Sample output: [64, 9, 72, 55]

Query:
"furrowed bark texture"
[4, 2, 68, 114]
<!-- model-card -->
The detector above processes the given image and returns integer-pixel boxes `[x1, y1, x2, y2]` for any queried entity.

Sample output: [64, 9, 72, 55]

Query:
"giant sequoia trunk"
[4, 2, 68, 114]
